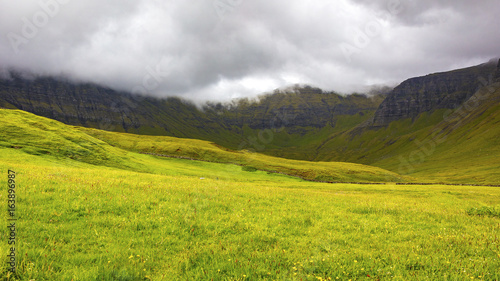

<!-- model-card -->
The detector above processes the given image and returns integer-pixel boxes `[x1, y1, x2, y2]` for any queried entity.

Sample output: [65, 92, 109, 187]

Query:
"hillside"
[205, 85, 384, 131]
[309, 61, 500, 184]
[0, 74, 241, 146]
[0, 109, 405, 183]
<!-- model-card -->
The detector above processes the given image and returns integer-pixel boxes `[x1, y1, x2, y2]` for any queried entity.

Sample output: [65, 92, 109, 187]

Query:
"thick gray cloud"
[1, 0, 499, 102]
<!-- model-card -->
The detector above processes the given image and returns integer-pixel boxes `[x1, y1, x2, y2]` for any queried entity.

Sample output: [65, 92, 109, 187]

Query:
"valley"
[1, 59, 500, 280]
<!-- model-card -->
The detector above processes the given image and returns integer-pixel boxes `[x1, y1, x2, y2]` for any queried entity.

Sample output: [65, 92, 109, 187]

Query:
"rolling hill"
[0, 109, 405, 183]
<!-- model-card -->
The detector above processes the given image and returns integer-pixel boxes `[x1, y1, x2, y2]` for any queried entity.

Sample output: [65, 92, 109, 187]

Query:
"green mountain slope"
[314, 81, 500, 185]
[0, 109, 405, 183]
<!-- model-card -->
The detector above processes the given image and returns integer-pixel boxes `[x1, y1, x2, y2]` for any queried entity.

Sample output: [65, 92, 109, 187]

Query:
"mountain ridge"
[372, 59, 498, 126]
[0, 73, 384, 147]
[1, 59, 500, 183]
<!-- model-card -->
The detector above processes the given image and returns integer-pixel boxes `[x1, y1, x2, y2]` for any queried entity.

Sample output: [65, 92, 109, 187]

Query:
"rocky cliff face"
[205, 86, 382, 132]
[1, 74, 137, 128]
[0, 73, 218, 137]
[372, 60, 498, 126]
[496, 59, 500, 80]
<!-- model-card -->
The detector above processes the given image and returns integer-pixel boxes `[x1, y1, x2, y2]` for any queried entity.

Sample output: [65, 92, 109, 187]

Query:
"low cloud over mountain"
[1, 0, 499, 102]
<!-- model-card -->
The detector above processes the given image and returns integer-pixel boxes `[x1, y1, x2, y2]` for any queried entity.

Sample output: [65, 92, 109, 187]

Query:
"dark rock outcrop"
[0, 73, 218, 137]
[0, 75, 135, 128]
[372, 60, 498, 126]
[207, 86, 382, 131]
[496, 58, 500, 80]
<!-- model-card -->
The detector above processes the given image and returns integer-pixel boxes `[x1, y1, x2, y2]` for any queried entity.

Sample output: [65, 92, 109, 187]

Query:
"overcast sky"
[1, 0, 499, 102]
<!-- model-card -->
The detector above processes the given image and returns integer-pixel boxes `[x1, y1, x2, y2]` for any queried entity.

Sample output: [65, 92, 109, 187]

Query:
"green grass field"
[1, 109, 500, 280]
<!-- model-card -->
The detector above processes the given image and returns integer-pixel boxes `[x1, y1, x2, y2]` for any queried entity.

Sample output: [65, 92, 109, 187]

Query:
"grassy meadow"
[1, 109, 500, 280]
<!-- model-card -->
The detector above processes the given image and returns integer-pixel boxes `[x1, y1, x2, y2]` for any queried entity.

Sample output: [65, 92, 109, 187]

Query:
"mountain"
[0, 73, 238, 145]
[206, 85, 384, 131]
[0, 73, 383, 148]
[372, 59, 498, 126]
[309, 59, 500, 184]
[1, 59, 500, 184]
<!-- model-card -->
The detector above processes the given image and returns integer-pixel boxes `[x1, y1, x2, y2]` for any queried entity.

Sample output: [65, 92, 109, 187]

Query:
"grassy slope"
[78, 127, 406, 184]
[313, 83, 500, 185]
[375, 102, 500, 184]
[202, 89, 384, 154]
[259, 111, 377, 160]
[0, 109, 404, 183]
